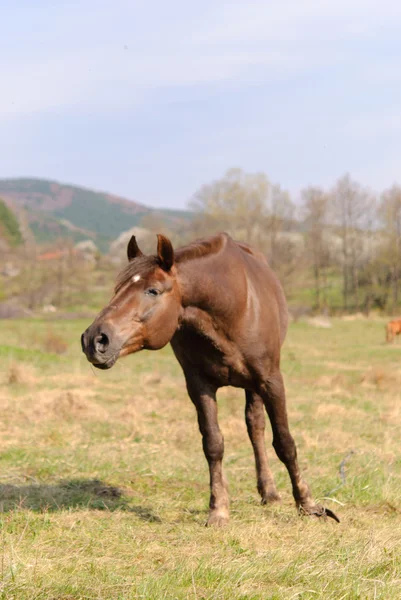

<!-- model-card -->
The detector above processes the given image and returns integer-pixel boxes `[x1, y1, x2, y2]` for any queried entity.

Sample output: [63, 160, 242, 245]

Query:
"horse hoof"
[261, 491, 281, 505]
[299, 504, 340, 523]
[205, 511, 229, 527]
[323, 508, 340, 523]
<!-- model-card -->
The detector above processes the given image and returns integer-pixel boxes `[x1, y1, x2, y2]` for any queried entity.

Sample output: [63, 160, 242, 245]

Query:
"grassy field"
[0, 316, 401, 599]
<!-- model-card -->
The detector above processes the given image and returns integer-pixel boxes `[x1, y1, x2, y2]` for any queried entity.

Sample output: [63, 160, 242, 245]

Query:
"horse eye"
[145, 288, 160, 297]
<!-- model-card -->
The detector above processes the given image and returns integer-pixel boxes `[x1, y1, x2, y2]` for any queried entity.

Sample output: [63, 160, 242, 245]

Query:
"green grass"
[0, 317, 401, 598]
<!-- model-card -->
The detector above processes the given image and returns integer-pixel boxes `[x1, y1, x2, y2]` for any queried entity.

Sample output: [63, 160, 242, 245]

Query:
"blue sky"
[1, 0, 401, 208]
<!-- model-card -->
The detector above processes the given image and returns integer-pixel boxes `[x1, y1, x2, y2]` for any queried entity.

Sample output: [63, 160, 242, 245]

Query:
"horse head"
[81, 234, 181, 369]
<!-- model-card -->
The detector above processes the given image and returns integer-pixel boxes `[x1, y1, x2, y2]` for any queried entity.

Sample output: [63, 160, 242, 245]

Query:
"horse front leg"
[186, 376, 229, 526]
[261, 370, 339, 522]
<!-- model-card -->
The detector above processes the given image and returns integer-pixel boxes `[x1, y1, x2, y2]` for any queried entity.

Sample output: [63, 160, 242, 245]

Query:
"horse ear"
[156, 234, 174, 271]
[127, 236, 144, 261]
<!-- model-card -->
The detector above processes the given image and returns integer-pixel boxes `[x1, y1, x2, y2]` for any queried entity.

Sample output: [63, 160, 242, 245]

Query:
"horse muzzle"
[81, 322, 123, 370]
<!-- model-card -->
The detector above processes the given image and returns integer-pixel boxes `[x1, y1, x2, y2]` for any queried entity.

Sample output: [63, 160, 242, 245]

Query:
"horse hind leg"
[261, 370, 339, 523]
[245, 390, 280, 504]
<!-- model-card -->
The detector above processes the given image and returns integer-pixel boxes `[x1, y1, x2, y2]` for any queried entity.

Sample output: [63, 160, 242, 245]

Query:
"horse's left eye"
[145, 288, 160, 297]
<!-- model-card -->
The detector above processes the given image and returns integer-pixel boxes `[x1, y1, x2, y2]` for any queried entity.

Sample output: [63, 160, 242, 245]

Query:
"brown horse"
[81, 233, 339, 525]
[386, 318, 401, 343]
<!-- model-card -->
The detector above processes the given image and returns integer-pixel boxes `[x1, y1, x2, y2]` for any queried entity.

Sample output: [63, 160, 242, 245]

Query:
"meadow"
[0, 316, 401, 599]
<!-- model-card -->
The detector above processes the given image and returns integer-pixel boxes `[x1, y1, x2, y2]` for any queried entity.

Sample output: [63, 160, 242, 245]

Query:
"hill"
[0, 178, 191, 251]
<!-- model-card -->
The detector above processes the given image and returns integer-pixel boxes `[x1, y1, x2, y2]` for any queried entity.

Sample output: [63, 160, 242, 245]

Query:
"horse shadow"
[0, 478, 161, 522]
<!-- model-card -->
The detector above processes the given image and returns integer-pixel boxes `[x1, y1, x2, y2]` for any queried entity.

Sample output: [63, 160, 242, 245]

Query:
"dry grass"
[0, 317, 400, 598]
[42, 328, 69, 354]
[4, 362, 37, 386]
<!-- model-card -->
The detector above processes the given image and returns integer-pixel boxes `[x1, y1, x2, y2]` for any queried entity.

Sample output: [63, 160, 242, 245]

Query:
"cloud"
[2, 0, 401, 119]
[1, 0, 401, 207]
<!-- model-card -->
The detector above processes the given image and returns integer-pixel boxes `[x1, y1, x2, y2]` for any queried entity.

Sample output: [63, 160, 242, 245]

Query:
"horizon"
[1, 1, 401, 209]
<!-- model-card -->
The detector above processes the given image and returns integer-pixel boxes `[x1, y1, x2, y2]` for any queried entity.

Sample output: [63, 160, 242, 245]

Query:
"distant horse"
[81, 233, 339, 525]
[386, 318, 401, 343]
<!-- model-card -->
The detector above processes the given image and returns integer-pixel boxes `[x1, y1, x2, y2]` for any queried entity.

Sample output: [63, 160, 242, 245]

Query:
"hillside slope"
[0, 178, 191, 250]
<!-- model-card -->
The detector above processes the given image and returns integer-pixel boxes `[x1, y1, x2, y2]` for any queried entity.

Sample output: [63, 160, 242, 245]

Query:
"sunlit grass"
[0, 317, 400, 598]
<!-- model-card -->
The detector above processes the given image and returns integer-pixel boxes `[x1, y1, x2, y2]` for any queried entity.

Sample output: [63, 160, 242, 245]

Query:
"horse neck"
[175, 252, 246, 319]
[176, 261, 214, 308]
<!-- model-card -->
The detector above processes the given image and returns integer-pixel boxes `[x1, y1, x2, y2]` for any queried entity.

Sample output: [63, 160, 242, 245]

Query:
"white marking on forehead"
[132, 274, 141, 283]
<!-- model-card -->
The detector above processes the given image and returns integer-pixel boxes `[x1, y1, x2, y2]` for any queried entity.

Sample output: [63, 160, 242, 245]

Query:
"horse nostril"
[94, 333, 109, 354]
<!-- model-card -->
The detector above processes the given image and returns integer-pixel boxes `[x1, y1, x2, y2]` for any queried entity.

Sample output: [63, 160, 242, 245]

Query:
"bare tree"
[301, 186, 330, 310]
[189, 168, 298, 295]
[330, 174, 369, 311]
[190, 168, 269, 245]
[263, 184, 294, 271]
[357, 192, 378, 314]
[379, 185, 401, 312]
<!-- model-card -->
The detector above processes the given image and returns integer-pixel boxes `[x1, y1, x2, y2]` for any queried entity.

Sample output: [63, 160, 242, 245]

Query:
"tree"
[190, 168, 269, 245]
[263, 184, 294, 271]
[379, 185, 401, 312]
[189, 168, 298, 293]
[0, 198, 23, 247]
[330, 174, 369, 311]
[301, 186, 330, 310]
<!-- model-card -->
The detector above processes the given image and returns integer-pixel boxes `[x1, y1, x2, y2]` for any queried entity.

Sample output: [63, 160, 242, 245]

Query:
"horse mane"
[175, 233, 228, 263]
[114, 233, 228, 291]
